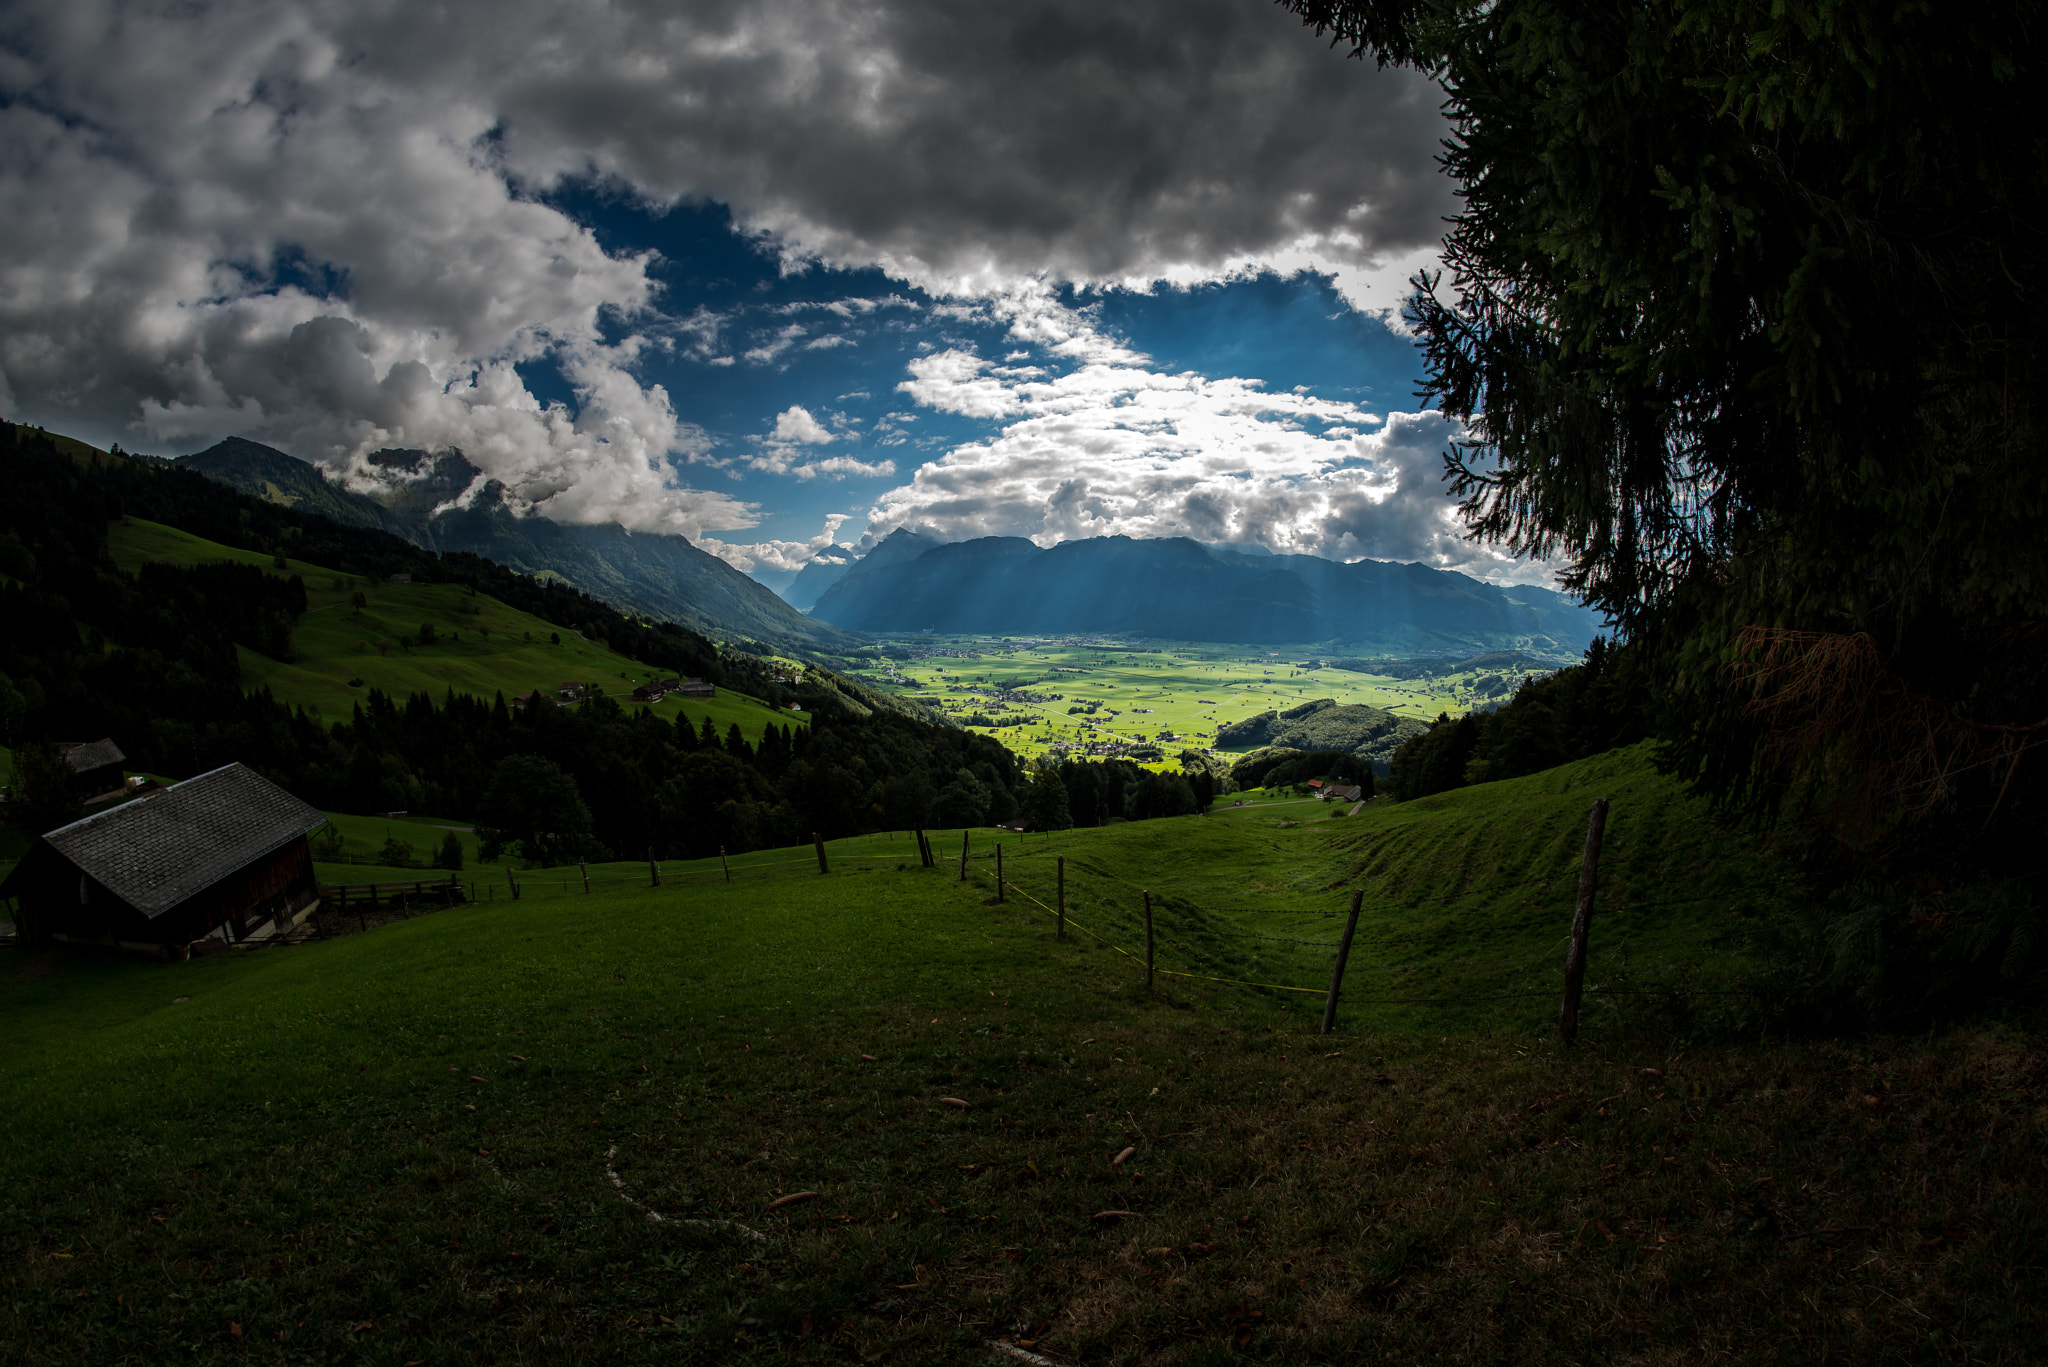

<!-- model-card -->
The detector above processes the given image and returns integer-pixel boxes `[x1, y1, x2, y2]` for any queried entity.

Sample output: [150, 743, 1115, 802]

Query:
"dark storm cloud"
[474, 0, 1453, 286]
[0, 0, 1451, 534]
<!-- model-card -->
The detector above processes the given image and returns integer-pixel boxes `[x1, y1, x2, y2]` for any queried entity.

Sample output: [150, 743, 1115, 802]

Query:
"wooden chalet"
[0, 763, 327, 960]
[630, 683, 665, 703]
[57, 738, 127, 798]
[677, 678, 716, 697]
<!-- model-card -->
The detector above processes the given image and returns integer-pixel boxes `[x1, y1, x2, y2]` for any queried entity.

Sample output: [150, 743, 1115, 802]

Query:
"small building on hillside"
[0, 763, 327, 960]
[387, 572, 412, 584]
[678, 678, 716, 697]
[56, 739, 127, 799]
[631, 683, 665, 703]
[511, 689, 548, 710]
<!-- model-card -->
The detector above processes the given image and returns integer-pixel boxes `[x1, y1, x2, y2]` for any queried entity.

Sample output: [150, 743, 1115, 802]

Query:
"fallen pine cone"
[468, 1075, 487, 1082]
[939, 1097, 971, 1110]
[1092, 1210, 1138, 1222]
[767, 1192, 818, 1210]
[860, 1054, 878, 1062]
[1111, 1146, 1136, 1167]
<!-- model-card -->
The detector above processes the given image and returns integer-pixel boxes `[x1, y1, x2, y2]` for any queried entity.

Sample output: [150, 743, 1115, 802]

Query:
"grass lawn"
[104, 518, 805, 742]
[3, 748, 2041, 1364]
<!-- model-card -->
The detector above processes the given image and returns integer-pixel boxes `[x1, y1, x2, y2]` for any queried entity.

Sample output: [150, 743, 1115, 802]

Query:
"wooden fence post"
[1321, 889, 1364, 1035]
[1559, 797, 1610, 1046]
[915, 827, 928, 867]
[959, 830, 970, 882]
[996, 844, 1003, 902]
[1057, 856, 1065, 940]
[648, 846, 660, 887]
[720, 845, 731, 884]
[1144, 890, 1154, 992]
[815, 833, 829, 875]
[580, 860, 590, 894]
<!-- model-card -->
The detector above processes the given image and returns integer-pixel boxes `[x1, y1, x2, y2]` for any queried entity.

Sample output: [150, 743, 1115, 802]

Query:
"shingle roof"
[39, 763, 326, 919]
[58, 738, 126, 774]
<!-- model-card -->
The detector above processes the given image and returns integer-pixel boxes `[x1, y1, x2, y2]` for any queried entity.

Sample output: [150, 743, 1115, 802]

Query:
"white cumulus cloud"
[698, 512, 853, 574]
[770, 405, 835, 445]
[868, 294, 1551, 583]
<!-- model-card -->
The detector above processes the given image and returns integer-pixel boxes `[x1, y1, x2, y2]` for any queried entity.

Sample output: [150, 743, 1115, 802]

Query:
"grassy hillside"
[105, 518, 804, 739]
[2, 747, 2039, 1363]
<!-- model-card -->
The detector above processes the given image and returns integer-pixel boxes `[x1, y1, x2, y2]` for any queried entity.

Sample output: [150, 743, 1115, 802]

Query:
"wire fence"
[311, 819, 1775, 1017]
[991, 842, 1772, 1014]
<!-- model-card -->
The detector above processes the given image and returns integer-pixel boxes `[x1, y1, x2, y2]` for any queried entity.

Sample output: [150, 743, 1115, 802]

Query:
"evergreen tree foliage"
[475, 755, 598, 866]
[1125, 771, 1198, 821]
[1018, 770, 1073, 831]
[1389, 638, 1656, 800]
[6, 740, 79, 835]
[1282, 0, 2048, 875]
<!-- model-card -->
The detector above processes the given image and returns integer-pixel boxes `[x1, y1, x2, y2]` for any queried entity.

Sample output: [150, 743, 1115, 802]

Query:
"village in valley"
[836, 634, 1563, 766]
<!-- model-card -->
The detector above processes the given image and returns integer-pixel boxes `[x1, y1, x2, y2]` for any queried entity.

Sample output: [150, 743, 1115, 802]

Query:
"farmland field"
[837, 634, 1565, 765]
[3, 744, 2039, 1364]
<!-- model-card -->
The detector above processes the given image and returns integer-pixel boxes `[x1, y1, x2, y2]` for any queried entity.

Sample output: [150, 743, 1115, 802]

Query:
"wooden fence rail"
[319, 877, 467, 909]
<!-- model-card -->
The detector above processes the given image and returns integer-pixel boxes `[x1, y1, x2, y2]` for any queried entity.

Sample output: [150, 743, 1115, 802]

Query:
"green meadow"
[103, 518, 805, 739]
[4, 745, 2039, 1364]
[846, 636, 1552, 765]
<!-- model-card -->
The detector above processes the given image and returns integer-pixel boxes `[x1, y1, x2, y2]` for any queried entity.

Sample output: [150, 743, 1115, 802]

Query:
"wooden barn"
[57, 738, 127, 799]
[0, 763, 327, 960]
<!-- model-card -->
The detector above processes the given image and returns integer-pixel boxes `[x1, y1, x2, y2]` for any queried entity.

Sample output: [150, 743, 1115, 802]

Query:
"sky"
[0, 0, 1549, 587]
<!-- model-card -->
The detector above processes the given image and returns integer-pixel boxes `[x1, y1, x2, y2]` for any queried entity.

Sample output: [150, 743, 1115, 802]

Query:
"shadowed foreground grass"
[1, 842, 2042, 1365]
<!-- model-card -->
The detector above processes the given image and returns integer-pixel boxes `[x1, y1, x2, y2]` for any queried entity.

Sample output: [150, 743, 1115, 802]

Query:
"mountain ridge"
[176, 439, 856, 651]
[808, 532, 1598, 650]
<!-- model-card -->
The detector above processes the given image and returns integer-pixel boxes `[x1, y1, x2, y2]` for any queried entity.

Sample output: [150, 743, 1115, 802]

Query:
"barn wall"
[157, 837, 318, 943]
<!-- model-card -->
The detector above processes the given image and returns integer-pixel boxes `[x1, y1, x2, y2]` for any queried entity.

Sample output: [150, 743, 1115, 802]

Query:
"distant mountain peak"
[362, 447, 483, 495]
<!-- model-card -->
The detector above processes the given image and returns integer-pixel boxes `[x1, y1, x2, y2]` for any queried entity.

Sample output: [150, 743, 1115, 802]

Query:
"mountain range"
[807, 531, 1598, 650]
[176, 438, 854, 651]
[175, 438, 1596, 655]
